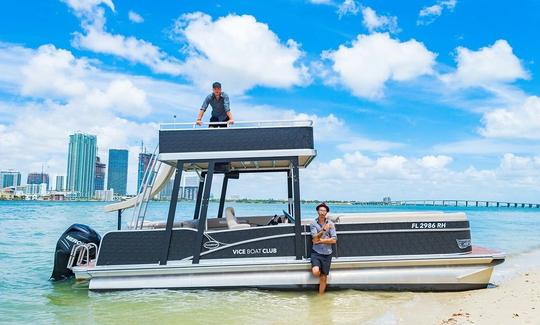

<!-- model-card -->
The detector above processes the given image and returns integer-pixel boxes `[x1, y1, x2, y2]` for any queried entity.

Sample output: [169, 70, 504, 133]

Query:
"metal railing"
[160, 120, 313, 130]
[131, 144, 161, 229]
[67, 243, 98, 268]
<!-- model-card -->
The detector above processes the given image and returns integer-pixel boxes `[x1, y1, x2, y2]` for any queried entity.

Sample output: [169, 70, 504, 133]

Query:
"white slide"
[104, 164, 175, 212]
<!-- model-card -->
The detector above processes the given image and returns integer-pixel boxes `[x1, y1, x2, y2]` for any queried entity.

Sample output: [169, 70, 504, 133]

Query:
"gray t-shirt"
[310, 218, 337, 255]
[201, 92, 230, 121]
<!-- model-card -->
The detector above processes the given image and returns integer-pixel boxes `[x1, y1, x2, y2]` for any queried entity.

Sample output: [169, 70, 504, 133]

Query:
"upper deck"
[158, 120, 316, 171]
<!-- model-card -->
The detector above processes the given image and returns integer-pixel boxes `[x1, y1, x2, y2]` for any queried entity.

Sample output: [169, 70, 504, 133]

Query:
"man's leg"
[312, 266, 320, 277]
[319, 274, 327, 294]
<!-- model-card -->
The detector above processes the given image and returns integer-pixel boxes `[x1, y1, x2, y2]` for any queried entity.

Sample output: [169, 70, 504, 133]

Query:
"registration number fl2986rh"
[411, 222, 446, 229]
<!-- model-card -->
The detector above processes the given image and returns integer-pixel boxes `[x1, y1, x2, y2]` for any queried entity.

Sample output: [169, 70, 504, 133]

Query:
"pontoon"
[51, 120, 505, 291]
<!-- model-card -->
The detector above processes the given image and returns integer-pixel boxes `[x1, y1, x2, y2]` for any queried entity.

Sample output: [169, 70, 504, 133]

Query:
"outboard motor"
[50, 224, 101, 281]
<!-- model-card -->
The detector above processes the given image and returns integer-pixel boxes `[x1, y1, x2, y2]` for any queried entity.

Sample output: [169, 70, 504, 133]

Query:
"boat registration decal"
[411, 222, 447, 229]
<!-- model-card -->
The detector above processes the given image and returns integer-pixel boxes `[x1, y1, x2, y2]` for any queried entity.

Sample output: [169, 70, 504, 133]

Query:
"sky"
[1, 0, 540, 201]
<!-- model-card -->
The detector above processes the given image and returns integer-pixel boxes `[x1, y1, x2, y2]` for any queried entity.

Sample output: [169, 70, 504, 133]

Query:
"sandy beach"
[389, 256, 540, 325]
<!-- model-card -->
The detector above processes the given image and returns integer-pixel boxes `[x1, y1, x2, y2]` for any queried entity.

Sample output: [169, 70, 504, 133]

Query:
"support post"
[217, 175, 229, 218]
[193, 162, 215, 264]
[193, 172, 205, 219]
[292, 158, 302, 260]
[117, 209, 122, 230]
[287, 169, 293, 214]
[160, 161, 183, 265]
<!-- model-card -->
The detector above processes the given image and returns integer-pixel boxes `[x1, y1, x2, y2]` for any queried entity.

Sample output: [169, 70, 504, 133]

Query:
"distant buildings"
[182, 174, 200, 200]
[107, 149, 128, 196]
[25, 183, 47, 197]
[55, 175, 65, 191]
[66, 133, 97, 199]
[137, 152, 153, 193]
[27, 172, 49, 189]
[158, 173, 199, 201]
[95, 156, 106, 191]
[95, 189, 114, 201]
[0, 170, 21, 188]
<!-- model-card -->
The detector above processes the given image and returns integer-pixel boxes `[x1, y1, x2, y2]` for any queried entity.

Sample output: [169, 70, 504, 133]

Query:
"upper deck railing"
[157, 120, 316, 167]
[160, 120, 313, 130]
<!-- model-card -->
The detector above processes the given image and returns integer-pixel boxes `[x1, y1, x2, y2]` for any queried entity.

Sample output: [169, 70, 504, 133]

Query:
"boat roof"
[158, 120, 317, 172]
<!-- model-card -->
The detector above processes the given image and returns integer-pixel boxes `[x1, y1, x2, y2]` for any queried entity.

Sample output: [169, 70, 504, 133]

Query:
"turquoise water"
[1, 201, 540, 324]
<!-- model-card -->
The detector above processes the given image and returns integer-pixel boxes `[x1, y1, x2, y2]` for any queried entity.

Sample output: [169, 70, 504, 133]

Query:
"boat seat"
[225, 207, 251, 229]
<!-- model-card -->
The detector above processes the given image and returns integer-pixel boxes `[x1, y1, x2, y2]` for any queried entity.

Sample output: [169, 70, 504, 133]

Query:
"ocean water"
[1, 201, 539, 324]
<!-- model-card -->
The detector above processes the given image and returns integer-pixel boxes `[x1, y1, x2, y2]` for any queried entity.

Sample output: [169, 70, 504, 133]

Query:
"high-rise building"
[95, 156, 106, 191]
[137, 152, 153, 193]
[55, 175, 65, 191]
[182, 174, 200, 200]
[0, 170, 21, 188]
[107, 149, 128, 196]
[66, 133, 97, 198]
[27, 172, 49, 189]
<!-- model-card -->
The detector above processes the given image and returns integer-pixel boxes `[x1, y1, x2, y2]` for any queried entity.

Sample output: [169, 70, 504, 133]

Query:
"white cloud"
[442, 40, 528, 88]
[64, 0, 183, 75]
[418, 0, 457, 25]
[337, 0, 360, 18]
[64, 0, 309, 94]
[417, 155, 453, 169]
[361, 7, 399, 34]
[481, 96, 540, 140]
[171, 12, 310, 94]
[322, 33, 436, 99]
[62, 0, 114, 13]
[302, 151, 540, 201]
[128, 10, 144, 23]
[20, 44, 90, 98]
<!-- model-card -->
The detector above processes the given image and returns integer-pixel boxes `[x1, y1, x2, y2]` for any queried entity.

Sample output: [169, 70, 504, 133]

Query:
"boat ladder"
[131, 144, 161, 229]
[67, 243, 98, 268]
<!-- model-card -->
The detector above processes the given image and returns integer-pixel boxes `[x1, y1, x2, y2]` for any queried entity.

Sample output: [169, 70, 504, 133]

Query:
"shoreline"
[374, 251, 540, 324]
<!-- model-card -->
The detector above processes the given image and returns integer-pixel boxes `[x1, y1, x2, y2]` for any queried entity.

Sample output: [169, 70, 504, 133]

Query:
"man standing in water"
[196, 82, 235, 127]
[310, 202, 337, 294]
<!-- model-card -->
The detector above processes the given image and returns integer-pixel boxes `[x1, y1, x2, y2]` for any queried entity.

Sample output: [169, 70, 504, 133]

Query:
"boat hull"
[75, 251, 504, 291]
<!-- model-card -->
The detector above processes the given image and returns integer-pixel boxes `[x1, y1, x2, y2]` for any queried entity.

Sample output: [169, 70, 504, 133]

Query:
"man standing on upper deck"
[310, 202, 337, 294]
[195, 82, 235, 128]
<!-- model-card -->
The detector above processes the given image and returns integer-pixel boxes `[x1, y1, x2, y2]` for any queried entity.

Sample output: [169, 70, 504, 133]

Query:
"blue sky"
[1, 0, 540, 201]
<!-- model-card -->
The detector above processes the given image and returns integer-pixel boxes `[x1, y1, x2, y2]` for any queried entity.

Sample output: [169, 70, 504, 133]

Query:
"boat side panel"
[96, 229, 197, 266]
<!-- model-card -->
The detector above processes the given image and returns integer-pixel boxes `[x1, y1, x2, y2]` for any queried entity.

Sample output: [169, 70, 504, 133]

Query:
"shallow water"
[1, 201, 539, 324]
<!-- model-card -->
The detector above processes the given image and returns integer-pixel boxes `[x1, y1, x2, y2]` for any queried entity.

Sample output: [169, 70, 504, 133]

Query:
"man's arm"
[318, 224, 337, 244]
[196, 96, 211, 125]
[224, 94, 234, 124]
[310, 223, 325, 243]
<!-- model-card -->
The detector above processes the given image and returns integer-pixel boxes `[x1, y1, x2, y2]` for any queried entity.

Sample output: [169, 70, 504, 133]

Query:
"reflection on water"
[1, 201, 540, 324]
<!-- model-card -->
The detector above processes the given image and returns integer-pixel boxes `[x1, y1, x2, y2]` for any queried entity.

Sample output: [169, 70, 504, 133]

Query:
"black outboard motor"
[50, 224, 101, 281]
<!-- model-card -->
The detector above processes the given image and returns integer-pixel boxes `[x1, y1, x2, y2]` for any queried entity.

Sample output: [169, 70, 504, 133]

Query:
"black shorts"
[311, 251, 332, 275]
[209, 116, 229, 128]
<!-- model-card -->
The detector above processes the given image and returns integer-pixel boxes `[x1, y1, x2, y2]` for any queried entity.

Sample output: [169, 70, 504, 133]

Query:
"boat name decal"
[232, 248, 278, 255]
[411, 222, 446, 229]
[456, 239, 471, 249]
